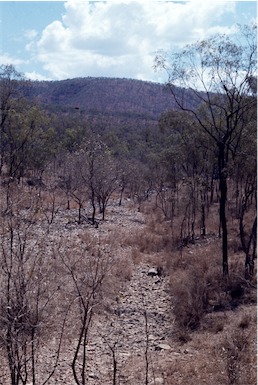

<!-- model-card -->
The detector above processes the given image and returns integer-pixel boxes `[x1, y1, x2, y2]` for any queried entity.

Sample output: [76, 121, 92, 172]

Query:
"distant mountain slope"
[23, 77, 194, 120]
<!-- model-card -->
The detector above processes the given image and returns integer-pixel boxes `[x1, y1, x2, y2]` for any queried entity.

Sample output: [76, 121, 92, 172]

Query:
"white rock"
[147, 267, 158, 276]
[156, 343, 171, 350]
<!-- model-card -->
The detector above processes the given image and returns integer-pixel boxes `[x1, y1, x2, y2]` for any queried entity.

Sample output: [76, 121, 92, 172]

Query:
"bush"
[170, 268, 209, 331]
[219, 329, 255, 385]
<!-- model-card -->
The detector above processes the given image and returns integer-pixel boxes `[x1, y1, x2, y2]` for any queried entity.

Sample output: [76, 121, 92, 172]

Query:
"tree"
[92, 148, 118, 221]
[2, 100, 51, 180]
[60, 240, 112, 385]
[0, 65, 23, 175]
[158, 110, 215, 239]
[0, 65, 57, 181]
[155, 24, 257, 275]
[239, 177, 257, 276]
[0, 206, 67, 385]
[58, 152, 88, 223]
[78, 136, 118, 223]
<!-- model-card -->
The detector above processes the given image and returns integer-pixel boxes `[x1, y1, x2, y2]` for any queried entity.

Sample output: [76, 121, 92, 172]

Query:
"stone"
[147, 267, 158, 276]
[153, 378, 164, 385]
[148, 334, 156, 341]
[88, 373, 99, 379]
[155, 343, 171, 351]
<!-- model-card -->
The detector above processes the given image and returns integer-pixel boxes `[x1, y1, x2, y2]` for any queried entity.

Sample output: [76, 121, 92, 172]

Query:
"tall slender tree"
[155, 24, 257, 275]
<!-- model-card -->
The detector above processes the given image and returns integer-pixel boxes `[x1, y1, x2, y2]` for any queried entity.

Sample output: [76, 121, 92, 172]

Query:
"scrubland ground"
[0, 187, 256, 385]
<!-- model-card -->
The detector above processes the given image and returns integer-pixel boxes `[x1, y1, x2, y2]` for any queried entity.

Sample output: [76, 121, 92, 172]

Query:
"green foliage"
[1, 99, 57, 178]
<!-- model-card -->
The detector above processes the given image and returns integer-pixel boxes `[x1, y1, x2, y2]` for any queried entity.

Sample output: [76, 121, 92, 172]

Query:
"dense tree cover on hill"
[20, 76, 178, 118]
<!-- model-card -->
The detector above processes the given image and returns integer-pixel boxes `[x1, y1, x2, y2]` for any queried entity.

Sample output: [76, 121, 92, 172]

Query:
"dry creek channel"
[51, 202, 174, 384]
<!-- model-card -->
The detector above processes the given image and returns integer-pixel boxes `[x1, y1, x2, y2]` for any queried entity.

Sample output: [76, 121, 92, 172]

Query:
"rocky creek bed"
[0, 200, 176, 384]
[51, 262, 174, 385]
[0, 199, 256, 385]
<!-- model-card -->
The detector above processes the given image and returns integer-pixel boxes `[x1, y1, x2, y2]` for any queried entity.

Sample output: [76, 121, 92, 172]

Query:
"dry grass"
[135, 200, 256, 384]
[0, 182, 256, 384]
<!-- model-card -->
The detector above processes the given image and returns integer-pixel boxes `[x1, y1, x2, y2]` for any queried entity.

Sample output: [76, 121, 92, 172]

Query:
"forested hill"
[22, 77, 194, 120]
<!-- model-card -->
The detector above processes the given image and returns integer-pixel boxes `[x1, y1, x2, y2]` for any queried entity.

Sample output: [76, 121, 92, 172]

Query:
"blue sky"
[0, 1, 256, 82]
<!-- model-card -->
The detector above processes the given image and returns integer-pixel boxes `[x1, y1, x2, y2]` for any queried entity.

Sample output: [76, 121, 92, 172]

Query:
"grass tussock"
[218, 328, 256, 385]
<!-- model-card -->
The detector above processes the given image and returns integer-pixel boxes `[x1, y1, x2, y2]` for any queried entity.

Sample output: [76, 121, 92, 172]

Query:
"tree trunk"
[91, 191, 96, 225]
[78, 202, 83, 224]
[220, 176, 228, 275]
[245, 217, 257, 276]
[218, 143, 228, 275]
[119, 185, 125, 206]
[201, 203, 206, 236]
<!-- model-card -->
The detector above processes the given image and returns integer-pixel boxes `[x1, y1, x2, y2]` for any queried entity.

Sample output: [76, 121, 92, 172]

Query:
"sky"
[0, 1, 256, 83]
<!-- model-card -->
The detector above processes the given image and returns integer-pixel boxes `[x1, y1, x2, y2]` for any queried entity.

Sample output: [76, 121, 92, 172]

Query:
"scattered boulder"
[151, 378, 164, 385]
[88, 373, 99, 379]
[155, 343, 171, 351]
[147, 267, 158, 277]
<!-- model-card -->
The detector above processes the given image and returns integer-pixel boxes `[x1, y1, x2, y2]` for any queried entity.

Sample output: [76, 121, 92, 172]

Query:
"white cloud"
[24, 71, 52, 81]
[24, 29, 38, 40]
[27, 1, 237, 81]
[0, 53, 26, 66]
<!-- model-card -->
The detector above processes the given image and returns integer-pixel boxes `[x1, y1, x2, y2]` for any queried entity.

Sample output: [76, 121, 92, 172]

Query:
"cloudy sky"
[0, 1, 256, 82]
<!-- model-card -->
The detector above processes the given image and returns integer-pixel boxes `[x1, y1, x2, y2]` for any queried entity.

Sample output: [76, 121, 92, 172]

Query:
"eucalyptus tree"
[77, 136, 119, 223]
[2, 100, 54, 180]
[235, 100, 257, 275]
[0, 65, 23, 175]
[155, 24, 257, 275]
[59, 135, 118, 224]
[58, 151, 88, 223]
[158, 110, 215, 239]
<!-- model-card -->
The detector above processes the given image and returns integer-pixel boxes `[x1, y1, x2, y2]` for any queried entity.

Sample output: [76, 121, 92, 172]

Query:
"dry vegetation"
[0, 181, 256, 385]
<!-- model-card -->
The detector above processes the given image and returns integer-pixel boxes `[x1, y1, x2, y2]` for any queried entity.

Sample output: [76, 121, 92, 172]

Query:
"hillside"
[22, 77, 196, 120]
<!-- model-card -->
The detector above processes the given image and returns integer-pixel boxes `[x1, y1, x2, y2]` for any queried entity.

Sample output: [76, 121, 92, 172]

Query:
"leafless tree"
[60, 239, 112, 385]
[0, 207, 68, 384]
[58, 152, 88, 223]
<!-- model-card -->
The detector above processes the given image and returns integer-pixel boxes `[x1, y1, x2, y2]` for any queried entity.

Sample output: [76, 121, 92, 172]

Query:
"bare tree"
[77, 137, 118, 223]
[60, 240, 112, 385]
[93, 151, 118, 220]
[0, 208, 67, 384]
[102, 333, 119, 385]
[58, 152, 88, 224]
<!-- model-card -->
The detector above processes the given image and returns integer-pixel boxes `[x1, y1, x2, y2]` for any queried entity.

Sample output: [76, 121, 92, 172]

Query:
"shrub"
[170, 268, 209, 331]
[219, 329, 255, 385]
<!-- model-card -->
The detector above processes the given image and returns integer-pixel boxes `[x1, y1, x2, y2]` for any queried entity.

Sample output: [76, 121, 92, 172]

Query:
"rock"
[152, 378, 164, 385]
[155, 343, 171, 351]
[183, 348, 195, 355]
[148, 334, 156, 341]
[88, 373, 99, 379]
[147, 267, 158, 276]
